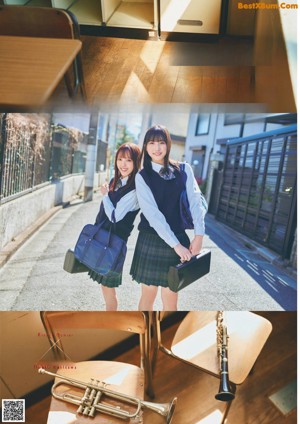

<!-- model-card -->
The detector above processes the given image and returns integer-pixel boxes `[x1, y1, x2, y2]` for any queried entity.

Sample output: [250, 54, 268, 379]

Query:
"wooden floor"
[80, 36, 256, 105]
[25, 312, 296, 424]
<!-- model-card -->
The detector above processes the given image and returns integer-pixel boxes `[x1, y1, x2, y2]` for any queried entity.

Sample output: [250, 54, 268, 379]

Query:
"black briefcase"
[63, 249, 89, 274]
[168, 249, 211, 292]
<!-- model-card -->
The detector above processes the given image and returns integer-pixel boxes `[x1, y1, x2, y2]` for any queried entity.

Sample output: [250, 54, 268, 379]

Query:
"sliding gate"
[216, 125, 297, 258]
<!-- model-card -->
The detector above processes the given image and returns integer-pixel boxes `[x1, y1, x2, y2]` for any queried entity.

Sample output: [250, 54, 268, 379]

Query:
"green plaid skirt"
[130, 231, 190, 287]
[88, 270, 122, 288]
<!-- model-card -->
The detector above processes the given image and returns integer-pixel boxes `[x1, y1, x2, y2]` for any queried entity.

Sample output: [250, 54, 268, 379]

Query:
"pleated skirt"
[130, 231, 190, 287]
[88, 269, 122, 288]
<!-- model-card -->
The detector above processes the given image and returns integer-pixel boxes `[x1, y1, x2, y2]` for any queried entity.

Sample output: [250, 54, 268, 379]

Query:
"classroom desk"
[0, 36, 82, 110]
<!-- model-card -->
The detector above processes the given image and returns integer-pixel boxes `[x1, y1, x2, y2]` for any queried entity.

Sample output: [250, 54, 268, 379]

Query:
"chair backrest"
[0, 5, 79, 39]
[41, 311, 155, 398]
[170, 311, 273, 385]
[42, 311, 148, 334]
[40, 311, 150, 362]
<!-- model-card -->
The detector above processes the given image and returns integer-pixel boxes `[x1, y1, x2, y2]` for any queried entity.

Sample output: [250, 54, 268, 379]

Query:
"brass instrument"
[38, 368, 176, 423]
[215, 311, 235, 402]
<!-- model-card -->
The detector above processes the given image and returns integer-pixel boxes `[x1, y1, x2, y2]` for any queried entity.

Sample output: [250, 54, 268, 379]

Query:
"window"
[195, 114, 210, 135]
[224, 114, 245, 125]
[191, 148, 206, 182]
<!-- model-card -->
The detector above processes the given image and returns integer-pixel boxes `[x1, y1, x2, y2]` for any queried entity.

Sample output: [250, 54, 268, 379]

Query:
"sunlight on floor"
[121, 40, 166, 100]
[140, 40, 165, 74]
[121, 72, 150, 101]
[195, 409, 223, 423]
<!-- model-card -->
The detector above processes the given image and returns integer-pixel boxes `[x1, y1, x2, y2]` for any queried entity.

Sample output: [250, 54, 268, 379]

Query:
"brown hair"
[110, 143, 141, 191]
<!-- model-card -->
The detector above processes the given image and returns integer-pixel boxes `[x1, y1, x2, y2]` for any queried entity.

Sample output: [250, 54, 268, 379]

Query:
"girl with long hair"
[130, 125, 206, 311]
[88, 143, 141, 310]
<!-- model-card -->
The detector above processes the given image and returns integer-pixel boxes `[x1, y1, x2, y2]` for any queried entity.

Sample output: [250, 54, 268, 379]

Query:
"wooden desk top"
[0, 36, 82, 109]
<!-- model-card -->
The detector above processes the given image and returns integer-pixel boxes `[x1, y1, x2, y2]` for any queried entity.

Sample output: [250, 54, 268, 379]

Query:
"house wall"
[0, 173, 106, 251]
[185, 114, 286, 180]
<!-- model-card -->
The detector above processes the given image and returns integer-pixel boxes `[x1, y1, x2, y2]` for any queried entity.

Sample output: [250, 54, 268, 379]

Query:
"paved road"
[0, 193, 296, 311]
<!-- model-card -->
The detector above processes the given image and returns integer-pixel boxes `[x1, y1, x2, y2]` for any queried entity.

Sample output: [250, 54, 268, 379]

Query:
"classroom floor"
[80, 36, 256, 105]
[25, 312, 296, 424]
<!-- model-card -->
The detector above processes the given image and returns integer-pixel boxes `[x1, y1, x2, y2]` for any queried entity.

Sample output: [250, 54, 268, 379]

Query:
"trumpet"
[38, 368, 176, 423]
[215, 312, 235, 402]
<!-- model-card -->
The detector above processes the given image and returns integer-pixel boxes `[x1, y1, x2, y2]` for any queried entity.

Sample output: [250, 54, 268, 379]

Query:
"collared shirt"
[135, 161, 206, 248]
[102, 176, 139, 222]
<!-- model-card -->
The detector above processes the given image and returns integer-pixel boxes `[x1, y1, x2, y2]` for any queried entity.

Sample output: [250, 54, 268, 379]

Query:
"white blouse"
[102, 176, 139, 222]
[135, 162, 206, 248]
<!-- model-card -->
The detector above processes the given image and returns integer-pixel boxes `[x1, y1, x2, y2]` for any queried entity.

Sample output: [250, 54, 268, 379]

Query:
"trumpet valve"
[88, 407, 96, 417]
[77, 394, 90, 415]
[83, 406, 90, 416]
[88, 390, 103, 417]
[77, 405, 84, 414]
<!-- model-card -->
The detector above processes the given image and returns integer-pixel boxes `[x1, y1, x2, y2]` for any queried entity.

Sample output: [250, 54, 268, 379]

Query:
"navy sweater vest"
[138, 167, 185, 235]
[95, 181, 139, 242]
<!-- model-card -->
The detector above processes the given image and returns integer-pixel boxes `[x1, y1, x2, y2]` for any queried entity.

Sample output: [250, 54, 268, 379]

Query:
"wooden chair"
[0, 5, 86, 100]
[152, 311, 272, 424]
[40, 311, 154, 424]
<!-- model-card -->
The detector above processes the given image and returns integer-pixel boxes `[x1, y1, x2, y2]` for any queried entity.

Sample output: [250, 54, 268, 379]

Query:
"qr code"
[2, 399, 25, 422]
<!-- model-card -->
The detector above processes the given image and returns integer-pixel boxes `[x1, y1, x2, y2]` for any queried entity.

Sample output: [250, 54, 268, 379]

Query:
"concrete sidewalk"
[0, 193, 296, 311]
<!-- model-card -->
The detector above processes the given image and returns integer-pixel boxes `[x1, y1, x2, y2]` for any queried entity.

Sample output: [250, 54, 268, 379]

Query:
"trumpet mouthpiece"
[38, 368, 45, 374]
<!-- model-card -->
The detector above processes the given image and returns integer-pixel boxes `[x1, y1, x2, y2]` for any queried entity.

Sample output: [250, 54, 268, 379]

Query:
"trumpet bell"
[166, 397, 177, 423]
[142, 397, 177, 424]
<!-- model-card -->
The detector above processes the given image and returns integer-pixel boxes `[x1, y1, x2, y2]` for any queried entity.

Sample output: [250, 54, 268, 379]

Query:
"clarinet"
[215, 311, 235, 402]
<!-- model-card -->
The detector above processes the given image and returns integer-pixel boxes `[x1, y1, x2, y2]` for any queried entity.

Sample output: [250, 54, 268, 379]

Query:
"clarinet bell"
[215, 377, 235, 402]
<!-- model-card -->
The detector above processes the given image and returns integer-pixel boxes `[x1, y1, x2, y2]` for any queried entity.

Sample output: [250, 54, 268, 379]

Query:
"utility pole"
[138, 113, 152, 148]
[0, 113, 8, 202]
[107, 114, 118, 182]
[84, 112, 98, 202]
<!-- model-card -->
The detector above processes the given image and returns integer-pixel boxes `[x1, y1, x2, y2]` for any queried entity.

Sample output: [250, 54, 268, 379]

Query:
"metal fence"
[0, 114, 88, 204]
[216, 125, 297, 259]
[0, 114, 52, 202]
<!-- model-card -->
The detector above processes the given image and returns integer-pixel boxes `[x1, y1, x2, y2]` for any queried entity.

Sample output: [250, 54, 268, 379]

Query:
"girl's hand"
[174, 243, 193, 262]
[189, 235, 203, 256]
[100, 183, 109, 195]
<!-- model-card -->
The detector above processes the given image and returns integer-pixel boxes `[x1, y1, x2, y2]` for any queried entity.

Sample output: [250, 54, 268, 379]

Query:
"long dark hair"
[110, 143, 141, 191]
[141, 125, 178, 173]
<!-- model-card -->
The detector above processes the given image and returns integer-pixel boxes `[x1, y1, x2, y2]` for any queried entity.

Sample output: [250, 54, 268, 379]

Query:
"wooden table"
[0, 36, 82, 109]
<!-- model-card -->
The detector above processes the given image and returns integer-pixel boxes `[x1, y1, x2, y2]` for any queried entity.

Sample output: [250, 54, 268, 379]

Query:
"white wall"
[170, 142, 185, 162]
[0, 173, 105, 251]
[185, 114, 289, 180]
